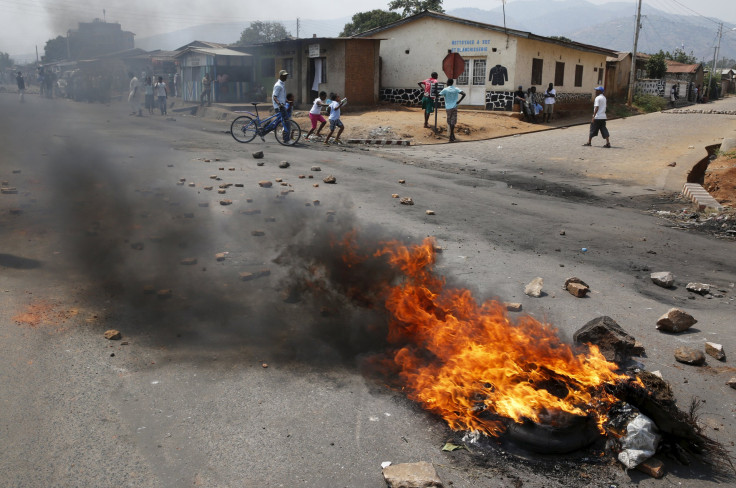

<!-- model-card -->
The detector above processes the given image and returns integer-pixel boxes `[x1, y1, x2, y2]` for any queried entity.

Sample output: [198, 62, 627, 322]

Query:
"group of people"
[514, 83, 557, 123]
[272, 70, 347, 145]
[128, 72, 169, 117]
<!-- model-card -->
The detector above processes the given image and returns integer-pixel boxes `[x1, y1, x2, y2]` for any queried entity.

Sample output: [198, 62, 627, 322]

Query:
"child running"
[324, 93, 347, 145]
[306, 91, 328, 141]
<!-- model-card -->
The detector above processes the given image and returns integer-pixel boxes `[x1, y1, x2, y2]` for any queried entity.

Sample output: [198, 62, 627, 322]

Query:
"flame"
[343, 235, 627, 436]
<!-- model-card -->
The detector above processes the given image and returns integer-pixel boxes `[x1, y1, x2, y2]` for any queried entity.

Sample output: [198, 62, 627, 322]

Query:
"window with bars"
[457, 60, 470, 85]
[472, 60, 486, 85]
[575, 64, 584, 87]
[555, 62, 565, 86]
[531, 58, 543, 85]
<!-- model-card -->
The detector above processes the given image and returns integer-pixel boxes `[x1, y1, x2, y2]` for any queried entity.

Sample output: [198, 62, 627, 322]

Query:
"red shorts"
[309, 113, 326, 128]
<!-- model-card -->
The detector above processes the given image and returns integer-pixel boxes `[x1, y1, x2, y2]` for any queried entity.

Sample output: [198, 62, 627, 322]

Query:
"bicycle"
[230, 103, 301, 146]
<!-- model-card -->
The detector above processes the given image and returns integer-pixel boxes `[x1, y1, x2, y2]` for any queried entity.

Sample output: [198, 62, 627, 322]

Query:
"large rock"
[573, 316, 636, 363]
[524, 277, 544, 297]
[686, 282, 710, 295]
[252, 151, 264, 159]
[656, 308, 697, 333]
[705, 342, 725, 361]
[382, 461, 444, 488]
[650, 271, 674, 288]
[564, 277, 589, 297]
[674, 347, 705, 366]
[727, 378, 736, 389]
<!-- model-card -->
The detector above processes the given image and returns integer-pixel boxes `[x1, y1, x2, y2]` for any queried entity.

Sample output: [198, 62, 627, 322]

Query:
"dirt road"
[1, 93, 735, 488]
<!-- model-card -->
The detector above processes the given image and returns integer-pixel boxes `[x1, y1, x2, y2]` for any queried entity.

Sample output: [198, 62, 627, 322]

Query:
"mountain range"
[134, 0, 735, 64]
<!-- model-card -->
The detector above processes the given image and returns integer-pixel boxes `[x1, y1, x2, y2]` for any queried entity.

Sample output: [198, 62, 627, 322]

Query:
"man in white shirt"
[272, 70, 288, 113]
[542, 82, 556, 123]
[583, 86, 610, 148]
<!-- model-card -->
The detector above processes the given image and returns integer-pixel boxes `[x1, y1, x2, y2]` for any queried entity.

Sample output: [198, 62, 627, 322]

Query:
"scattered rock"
[235, 183, 244, 187]
[399, 179, 406, 184]
[433, 245, 443, 253]
[636, 458, 665, 479]
[650, 271, 674, 288]
[156, 289, 172, 299]
[257, 161, 265, 166]
[425, 210, 435, 215]
[313, 183, 319, 187]
[239, 269, 271, 281]
[656, 308, 697, 333]
[392, 194, 400, 198]
[382, 461, 444, 488]
[104, 329, 122, 340]
[275, 178, 283, 183]
[674, 346, 705, 366]
[188, 182, 195, 187]
[524, 277, 544, 297]
[203, 186, 213, 191]
[400, 197, 414, 205]
[252, 151, 264, 159]
[564, 277, 589, 297]
[180, 257, 198, 265]
[559, 230, 565, 236]
[686, 282, 710, 295]
[251, 230, 265, 236]
[298, 175, 306, 179]
[215, 253, 226, 261]
[727, 378, 736, 389]
[220, 199, 232, 205]
[573, 316, 637, 363]
[311, 166, 321, 171]
[705, 342, 725, 361]
[323, 175, 337, 184]
[632, 341, 646, 356]
[505, 302, 522, 312]
[228, 167, 235, 171]
[259, 181, 273, 188]
[313, 200, 320, 206]
[143, 285, 155, 294]
[278, 161, 290, 168]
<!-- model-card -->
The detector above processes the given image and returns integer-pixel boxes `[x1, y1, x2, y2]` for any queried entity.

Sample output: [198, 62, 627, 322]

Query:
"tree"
[0, 52, 13, 70]
[388, 0, 444, 17]
[646, 50, 667, 79]
[42, 36, 68, 62]
[340, 9, 402, 36]
[236, 21, 290, 46]
[666, 48, 697, 64]
[715, 57, 736, 69]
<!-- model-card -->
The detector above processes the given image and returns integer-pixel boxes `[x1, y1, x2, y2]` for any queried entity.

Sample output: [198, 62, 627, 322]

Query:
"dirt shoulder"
[704, 149, 736, 206]
[291, 104, 592, 145]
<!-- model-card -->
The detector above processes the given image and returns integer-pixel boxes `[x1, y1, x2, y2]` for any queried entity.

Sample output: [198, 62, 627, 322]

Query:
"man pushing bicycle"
[272, 70, 290, 140]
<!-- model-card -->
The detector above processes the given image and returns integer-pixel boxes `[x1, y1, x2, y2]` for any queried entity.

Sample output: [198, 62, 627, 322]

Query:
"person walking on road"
[583, 86, 610, 148]
[128, 72, 142, 117]
[418, 71, 438, 128]
[200, 73, 212, 106]
[154, 76, 168, 115]
[16, 71, 25, 102]
[439, 79, 466, 142]
[542, 82, 556, 123]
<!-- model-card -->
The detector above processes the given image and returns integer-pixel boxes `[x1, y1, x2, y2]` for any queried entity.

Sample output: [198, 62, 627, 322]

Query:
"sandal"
[603, 143, 611, 148]
[582, 142, 591, 146]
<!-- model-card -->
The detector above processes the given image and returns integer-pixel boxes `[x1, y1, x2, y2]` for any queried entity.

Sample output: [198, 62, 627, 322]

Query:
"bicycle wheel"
[275, 120, 301, 146]
[230, 115, 257, 143]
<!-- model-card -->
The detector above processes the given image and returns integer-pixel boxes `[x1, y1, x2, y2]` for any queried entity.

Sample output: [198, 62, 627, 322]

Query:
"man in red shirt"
[418, 71, 438, 128]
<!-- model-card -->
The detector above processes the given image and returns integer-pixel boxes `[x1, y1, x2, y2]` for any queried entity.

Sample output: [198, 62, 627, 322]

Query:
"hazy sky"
[2, 0, 735, 59]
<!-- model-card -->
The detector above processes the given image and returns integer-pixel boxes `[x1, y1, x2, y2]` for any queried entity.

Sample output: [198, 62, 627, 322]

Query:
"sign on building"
[309, 44, 320, 58]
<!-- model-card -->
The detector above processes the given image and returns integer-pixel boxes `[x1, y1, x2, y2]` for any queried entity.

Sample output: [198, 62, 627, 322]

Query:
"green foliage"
[0, 51, 13, 70]
[340, 9, 402, 36]
[548, 36, 573, 43]
[388, 0, 444, 17]
[646, 51, 667, 79]
[633, 94, 666, 113]
[236, 21, 290, 46]
[42, 36, 68, 62]
[667, 48, 697, 64]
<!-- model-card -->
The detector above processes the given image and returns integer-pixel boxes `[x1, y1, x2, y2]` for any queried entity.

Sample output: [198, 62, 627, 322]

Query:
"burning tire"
[504, 413, 601, 454]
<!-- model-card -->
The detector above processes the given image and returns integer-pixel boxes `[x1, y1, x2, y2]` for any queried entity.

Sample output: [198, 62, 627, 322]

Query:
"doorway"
[456, 58, 487, 106]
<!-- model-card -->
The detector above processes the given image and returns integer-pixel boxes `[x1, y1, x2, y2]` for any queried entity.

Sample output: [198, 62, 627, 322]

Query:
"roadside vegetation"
[632, 94, 667, 113]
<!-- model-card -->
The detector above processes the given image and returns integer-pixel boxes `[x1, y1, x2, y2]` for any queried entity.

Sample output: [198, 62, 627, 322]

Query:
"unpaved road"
[1, 93, 735, 488]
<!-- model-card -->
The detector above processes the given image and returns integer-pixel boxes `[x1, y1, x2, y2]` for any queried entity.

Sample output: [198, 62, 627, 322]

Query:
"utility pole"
[626, 0, 642, 106]
[707, 23, 723, 99]
[296, 18, 299, 39]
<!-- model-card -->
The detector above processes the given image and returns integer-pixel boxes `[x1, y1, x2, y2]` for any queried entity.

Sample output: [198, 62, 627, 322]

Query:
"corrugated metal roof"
[665, 60, 701, 74]
[174, 47, 251, 58]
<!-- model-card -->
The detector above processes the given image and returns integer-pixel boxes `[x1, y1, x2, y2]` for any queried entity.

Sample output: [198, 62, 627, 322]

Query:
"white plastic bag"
[617, 413, 661, 469]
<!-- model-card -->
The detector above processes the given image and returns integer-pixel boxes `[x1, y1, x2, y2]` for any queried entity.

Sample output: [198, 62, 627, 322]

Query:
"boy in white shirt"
[306, 91, 328, 141]
[324, 93, 346, 145]
[583, 86, 611, 148]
